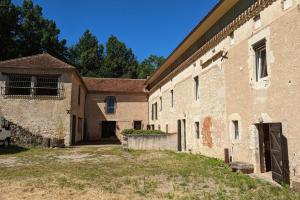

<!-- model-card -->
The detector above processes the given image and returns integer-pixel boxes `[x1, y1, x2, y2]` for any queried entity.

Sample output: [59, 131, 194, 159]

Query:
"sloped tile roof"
[0, 53, 75, 70]
[83, 77, 147, 94]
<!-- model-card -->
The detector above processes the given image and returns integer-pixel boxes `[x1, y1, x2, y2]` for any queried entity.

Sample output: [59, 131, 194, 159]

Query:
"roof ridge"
[0, 53, 46, 64]
[0, 53, 75, 69]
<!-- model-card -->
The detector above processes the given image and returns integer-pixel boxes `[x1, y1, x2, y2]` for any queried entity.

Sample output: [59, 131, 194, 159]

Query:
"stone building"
[83, 78, 148, 143]
[0, 54, 148, 146]
[146, 0, 300, 185]
[0, 0, 299, 186]
[0, 53, 87, 146]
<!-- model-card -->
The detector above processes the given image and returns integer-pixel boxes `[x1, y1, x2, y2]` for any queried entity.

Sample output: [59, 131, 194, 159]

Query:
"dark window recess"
[134, 121, 142, 130]
[154, 102, 158, 120]
[195, 122, 200, 139]
[78, 86, 81, 105]
[35, 77, 59, 96]
[106, 96, 116, 114]
[233, 120, 239, 140]
[171, 90, 174, 108]
[160, 96, 162, 111]
[6, 75, 31, 95]
[151, 125, 155, 130]
[194, 76, 199, 100]
[166, 124, 168, 133]
[151, 104, 154, 120]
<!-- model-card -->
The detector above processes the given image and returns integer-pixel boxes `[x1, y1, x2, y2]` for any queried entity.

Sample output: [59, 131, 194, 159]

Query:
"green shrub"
[122, 129, 166, 135]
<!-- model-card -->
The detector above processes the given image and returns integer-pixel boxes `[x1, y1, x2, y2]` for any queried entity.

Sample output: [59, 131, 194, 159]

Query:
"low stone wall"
[123, 133, 178, 151]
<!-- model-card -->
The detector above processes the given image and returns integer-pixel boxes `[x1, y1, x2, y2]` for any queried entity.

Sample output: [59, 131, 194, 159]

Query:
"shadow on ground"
[0, 145, 29, 155]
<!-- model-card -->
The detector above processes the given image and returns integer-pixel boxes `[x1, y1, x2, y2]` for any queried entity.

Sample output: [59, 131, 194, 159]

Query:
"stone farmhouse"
[0, 0, 299, 185]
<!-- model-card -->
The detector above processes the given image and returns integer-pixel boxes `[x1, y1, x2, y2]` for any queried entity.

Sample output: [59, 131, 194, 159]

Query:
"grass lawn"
[0, 145, 299, 200]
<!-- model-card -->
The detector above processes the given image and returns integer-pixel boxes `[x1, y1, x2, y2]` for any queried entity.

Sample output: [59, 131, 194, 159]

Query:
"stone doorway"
[256, 123, 290, 185]
[101, 121, 120, 144]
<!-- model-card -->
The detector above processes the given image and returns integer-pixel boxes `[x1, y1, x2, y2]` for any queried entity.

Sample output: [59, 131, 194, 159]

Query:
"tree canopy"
[0, 0, 164, 79]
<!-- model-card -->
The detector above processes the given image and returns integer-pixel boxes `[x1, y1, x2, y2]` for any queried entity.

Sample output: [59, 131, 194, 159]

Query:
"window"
[171, 90, 174, 108]
[151, 104, 154, 121]
[151, 103, 158, 120]
[78, 86, 81, 105]
[283, 0, 293, 10]
[5, 75, 31, 95]
[133, 121, 142, 130]
[151, 124, 155, 130]
[154, 102, 158, 120]
[147, 125, 151, 130]
[230, 32, 235, 45]
[35, 76, 59, 96]
[4, 74, 61, 97]
[160, 96, 162, 111]
[195, 122, 200, 139]
[254, 40, 268, 81]
[232, 120, 239, 140]
[165, 124, 168, 134]
[106, 96, 116, 114]
[254, 15, 261, 29]
[194, 76, 199, 101]
[158, 124, 161, 130]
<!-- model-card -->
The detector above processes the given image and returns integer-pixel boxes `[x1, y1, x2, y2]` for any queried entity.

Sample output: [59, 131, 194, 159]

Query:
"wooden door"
[177, 120, 182, 151]
[269, 123, 289, 185]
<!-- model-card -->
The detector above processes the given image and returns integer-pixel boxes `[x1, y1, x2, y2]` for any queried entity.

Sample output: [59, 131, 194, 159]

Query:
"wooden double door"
[257, 123, 289, 185]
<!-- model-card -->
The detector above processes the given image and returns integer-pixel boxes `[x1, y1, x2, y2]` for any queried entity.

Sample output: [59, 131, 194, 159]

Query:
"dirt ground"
[0, 145, 299, 200]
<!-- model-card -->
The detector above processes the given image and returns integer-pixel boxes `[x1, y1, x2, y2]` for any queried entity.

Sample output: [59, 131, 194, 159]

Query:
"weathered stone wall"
[149, 44, 227, 159]
[125, 133, 178, 151]
[148, 0, 300, 183]
[223, 1, 300, 180]
[85, 92, 148, 141]
[70, 73, 87, 144]
[0, 69, 73, 146]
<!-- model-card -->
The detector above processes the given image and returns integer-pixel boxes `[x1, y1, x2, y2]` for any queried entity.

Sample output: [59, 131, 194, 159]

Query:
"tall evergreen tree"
[0, 0, 20, 60]
[103, 35, 138, 78]
[138, 55, 165, 79]
[69, 30, 104, 76]
[0, 0, 68, 61]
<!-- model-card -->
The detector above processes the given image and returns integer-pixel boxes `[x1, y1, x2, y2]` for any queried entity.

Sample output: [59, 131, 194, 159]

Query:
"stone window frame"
[105, 96, 117, 114]
[193, 76, 200, 102]
[194, 121, 200, 139]
[248, 28, 272, 90]
[170, 89, 174, 108]
[228, 113, 242, 144]
[253, 14, 262, 30]
[133, 120, 142, 130]
[282, 0, 293, 10]
[253, 39, 268, 82]
[159, 96, 162, 111]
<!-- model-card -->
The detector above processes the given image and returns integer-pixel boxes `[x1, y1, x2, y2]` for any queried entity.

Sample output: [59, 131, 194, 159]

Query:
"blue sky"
[13, 0, 218, 61]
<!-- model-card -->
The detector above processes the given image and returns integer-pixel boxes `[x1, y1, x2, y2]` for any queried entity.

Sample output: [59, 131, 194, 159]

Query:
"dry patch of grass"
[0, 145, 299, 200]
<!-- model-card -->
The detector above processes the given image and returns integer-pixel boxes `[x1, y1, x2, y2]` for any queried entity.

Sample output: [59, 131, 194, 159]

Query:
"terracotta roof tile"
[83, 77, 147, 93]
[0, 53, 75, 70]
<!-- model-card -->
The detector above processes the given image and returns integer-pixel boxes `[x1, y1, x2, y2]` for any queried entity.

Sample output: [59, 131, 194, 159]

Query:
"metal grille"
[6, 75, 31, 95]
[1, 74, 64, 98]
[35, 76, 59, 96]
